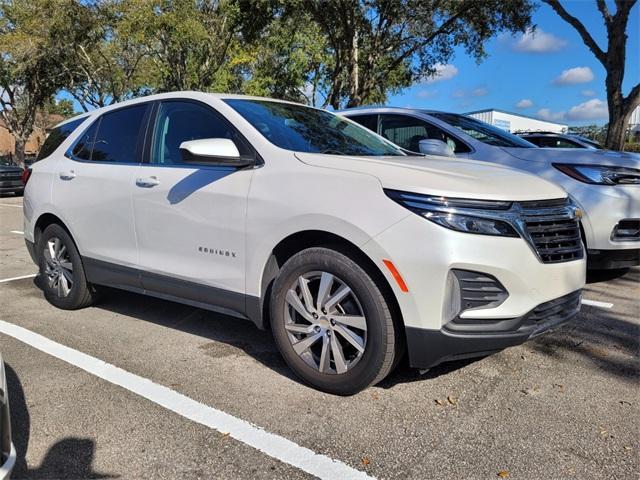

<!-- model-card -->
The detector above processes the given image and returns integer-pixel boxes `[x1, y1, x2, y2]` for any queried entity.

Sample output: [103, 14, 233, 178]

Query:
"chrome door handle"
[59, 170, 76, 180]
[135, 176, 159, 188]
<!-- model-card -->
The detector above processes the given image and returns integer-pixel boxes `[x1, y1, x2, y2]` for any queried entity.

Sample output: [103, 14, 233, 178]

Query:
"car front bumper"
[405, 290, 581, 368]
[571, 184, 640, 253]
[362, 212, 586, 368]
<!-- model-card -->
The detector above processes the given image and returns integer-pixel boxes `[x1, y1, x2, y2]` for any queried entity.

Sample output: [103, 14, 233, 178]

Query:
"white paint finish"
[52, 156, 140, 266]
[0, 321, 374, 480]
[581, 299, 614, 309]
[180, 138, 240, 158]
[0, 444, 16, 479]
[0, 274, 37, 283]
[132, 164, 253, 294]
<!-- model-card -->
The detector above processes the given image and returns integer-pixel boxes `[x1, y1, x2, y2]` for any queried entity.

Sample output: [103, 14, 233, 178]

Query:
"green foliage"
[623, 142, 640, 153]
[0, 0, 92, 165]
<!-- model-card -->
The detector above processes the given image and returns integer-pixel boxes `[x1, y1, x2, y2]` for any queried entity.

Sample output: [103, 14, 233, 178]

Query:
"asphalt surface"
[1, 193, 638, 479]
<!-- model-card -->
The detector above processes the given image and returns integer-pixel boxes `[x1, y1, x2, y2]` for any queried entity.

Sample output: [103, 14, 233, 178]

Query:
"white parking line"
[10, 230, 23, 235]
[0, 203, 22, 208]
[0, 273, 37, 284]
[0, 320, 373, 480]
[581, 299, 614, 309]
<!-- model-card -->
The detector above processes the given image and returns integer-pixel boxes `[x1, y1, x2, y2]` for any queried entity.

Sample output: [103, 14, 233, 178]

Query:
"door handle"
[59, 170, 76, 180]
[135, 176, 160, 188]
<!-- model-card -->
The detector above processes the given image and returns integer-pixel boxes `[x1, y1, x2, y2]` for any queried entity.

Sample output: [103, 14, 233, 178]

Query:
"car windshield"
[224, 99, 405, 156]
[430, 112, 536, 148]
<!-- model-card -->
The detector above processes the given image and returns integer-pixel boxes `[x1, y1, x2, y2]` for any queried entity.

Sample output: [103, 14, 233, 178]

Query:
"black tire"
[37, 224, 95, 310]
[270, 247, 397, 395]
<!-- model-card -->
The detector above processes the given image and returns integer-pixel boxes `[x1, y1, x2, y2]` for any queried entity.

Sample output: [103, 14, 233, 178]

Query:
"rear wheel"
[38, 224, 95, 310]
[271, 247, 397, 395]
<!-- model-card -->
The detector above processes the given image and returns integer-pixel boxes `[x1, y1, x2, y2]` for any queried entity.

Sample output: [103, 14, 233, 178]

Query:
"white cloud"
[416, 89, 438, 99]
[513, 28, 567, 53]
[581, 89, 596, 97]
[471, 87, 489, 97]
[537, 108, 566, 122]
[425, 63, 459, 84]
[536, 99, 609, 123]
[516, 99, 533, 109]
[451, 89, 465, 98]
[566, 98, 608, 121]
[553, 66, 594, 85]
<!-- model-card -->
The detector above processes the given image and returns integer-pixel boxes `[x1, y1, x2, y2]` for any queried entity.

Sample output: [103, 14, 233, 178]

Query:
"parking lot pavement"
[1, 196, 638, 479]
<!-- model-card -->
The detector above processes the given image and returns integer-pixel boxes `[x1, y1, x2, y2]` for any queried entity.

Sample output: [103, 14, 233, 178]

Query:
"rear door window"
[67, 104, 149, 163]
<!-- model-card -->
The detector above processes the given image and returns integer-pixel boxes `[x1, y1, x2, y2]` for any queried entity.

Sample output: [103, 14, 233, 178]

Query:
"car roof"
[54, 92, 306, 129]
[338, 106, 447, 116]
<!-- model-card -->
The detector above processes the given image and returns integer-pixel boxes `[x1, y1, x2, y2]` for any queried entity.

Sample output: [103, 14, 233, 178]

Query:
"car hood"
[295, 152, 566, 201]
[502, 147, 640, 168]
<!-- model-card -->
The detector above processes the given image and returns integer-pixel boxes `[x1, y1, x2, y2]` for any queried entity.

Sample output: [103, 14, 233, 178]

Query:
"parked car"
[0, 157, 24, 197]
[341, 107, 640, 270]
[0, 353, 15, 480]
[24, 93, 585, 394]
[517, 131, 602, 150]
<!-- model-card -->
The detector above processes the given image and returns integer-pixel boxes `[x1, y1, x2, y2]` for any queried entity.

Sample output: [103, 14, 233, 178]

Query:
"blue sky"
[390, 1, 639, 126]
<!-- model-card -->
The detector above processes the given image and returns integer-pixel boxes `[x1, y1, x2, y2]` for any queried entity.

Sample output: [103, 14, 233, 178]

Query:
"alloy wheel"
[43, 237, 74, 298]
[284, 271, 368, 374]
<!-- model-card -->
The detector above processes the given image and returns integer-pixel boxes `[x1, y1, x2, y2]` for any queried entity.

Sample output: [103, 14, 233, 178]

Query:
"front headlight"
[553, 164, 640, 185]
[385, 190, 519, 237]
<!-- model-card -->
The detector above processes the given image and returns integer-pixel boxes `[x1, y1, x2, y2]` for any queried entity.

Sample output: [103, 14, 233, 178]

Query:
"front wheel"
[38, 224, 95, 310]
[270, 247, 398, 395]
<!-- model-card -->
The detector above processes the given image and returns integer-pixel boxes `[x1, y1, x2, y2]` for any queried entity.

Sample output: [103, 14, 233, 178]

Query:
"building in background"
[465, 108, 567, 133]
[0, 113, 64, 159]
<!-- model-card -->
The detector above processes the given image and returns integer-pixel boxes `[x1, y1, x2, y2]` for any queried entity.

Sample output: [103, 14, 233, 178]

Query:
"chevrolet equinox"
[24, 93, 586, 395]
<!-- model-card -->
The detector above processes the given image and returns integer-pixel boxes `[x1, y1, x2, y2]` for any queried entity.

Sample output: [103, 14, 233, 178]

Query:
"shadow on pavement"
[5, 363, 116, 479]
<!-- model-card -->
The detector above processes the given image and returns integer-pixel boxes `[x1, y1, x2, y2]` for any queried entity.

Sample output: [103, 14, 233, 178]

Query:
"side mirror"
[418, 139, 455, 157]
[179, 138, 254, 167]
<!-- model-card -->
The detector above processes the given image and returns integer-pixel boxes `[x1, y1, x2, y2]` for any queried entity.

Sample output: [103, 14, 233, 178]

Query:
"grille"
[0, 172, 21, 180]
[524, 290, 582, 335]
[520, 198, 584, 264]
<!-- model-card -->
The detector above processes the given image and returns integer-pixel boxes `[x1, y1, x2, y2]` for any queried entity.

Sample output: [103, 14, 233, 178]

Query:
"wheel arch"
[251, 230, 406, 341]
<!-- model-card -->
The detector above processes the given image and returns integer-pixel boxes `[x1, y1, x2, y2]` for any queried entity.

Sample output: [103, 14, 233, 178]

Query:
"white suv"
[24, 93, 585, 394]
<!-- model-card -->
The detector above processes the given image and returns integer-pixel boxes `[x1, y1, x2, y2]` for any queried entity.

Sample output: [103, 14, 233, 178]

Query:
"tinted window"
[37, 118, 85, 160]
[69, 121, 99, 161]
[225, 99, 404, 156]
[90, 105, 148, 163]
[348, 114, 378, 132]
[431, 113, 535, 148]
[151, 101, 251, 165]
[379, 114, 470, 154]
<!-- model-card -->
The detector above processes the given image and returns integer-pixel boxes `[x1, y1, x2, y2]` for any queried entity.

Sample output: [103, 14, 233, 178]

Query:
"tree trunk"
[14, 137, 26, 169]
[605, 107, 629, 150]
[346, 28, 360, 108]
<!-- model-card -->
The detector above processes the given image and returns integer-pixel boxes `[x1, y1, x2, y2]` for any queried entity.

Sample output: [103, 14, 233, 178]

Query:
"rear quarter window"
[37, 118, 85, 160]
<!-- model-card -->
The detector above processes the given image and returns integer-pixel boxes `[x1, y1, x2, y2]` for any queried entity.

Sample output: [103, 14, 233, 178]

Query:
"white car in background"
[341, 107, 640, 270]
[24, 93, 585, 394]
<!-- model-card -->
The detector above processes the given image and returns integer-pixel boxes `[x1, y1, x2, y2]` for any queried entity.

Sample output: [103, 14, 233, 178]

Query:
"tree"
[238, 10, 328, 104]
[0, 0, 90, 167]
[543, 0, 639, 150]
[65, 0, 155, 111]
[299, 0, 535, 109]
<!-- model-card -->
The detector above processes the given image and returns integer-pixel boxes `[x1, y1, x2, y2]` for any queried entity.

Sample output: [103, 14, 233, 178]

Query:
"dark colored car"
[0, 157, 24, 196]
[0, 353, 15, 479]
